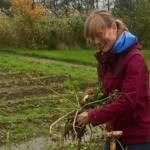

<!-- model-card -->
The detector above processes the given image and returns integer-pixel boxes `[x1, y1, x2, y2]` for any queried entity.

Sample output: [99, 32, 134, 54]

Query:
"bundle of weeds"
[63, 87, 113, 140]
[49, 86, 121, 149]
[64, 110, 86, 139]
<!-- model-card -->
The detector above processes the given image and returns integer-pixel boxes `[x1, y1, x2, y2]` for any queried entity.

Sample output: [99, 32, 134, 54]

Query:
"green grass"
[141, 50, 150, 68]
[0, 54, 97, 82]
[1, 48, 150, 68]
[0, 93, 63, 144]
[0, 48, 97, 66]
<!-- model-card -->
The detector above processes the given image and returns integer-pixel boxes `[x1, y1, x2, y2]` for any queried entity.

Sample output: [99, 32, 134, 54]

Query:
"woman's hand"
[77, 111, 89, 126]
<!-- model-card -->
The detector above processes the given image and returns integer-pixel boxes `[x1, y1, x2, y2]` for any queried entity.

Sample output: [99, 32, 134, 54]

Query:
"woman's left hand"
[77, 111, 89, 126]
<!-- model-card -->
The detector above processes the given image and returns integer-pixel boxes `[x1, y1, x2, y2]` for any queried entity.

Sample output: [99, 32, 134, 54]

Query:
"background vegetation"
[0, 0, 150, 50]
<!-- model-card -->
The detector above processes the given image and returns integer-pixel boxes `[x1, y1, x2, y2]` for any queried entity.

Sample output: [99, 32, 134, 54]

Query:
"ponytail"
[115, 19, 128, 36]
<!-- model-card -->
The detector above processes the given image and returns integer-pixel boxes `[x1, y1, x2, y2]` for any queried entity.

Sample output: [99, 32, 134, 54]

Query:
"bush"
[0, 1, 87, 50]
[67, 11, 86, 48]
[0, 10, 14, 48]
[42, 11, 86, 49]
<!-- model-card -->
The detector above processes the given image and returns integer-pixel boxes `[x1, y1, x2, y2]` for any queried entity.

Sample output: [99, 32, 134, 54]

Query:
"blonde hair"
[84, 10, 128, 39]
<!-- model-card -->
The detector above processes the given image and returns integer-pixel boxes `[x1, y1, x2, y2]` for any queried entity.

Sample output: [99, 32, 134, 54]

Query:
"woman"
[77, 10, 150, 150]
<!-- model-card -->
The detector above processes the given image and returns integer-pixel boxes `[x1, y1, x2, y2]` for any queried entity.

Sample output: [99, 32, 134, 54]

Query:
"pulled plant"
[49, 87, 122, 150]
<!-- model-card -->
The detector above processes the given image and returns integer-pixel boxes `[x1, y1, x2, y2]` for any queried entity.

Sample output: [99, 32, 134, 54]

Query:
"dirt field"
[0, 68, 97, 145]
[0, 69, 70, 145]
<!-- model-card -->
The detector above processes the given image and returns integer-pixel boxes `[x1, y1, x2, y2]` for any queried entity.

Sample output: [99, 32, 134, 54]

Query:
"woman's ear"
[111, 22, 117, 31]
[111, 22, 117, 37]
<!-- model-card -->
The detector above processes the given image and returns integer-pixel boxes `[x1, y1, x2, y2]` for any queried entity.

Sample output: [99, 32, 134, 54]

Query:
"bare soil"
[0, 70, 68, 145]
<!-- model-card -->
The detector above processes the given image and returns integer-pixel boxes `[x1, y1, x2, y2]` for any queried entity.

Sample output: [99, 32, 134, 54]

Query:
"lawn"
[0, 48, 97, 66]
[0, 54, 97, 82]
[0, 48, 150, 68]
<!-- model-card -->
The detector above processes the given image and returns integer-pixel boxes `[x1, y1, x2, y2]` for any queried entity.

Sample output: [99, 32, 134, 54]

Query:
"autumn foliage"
[11, 0, 45, 21]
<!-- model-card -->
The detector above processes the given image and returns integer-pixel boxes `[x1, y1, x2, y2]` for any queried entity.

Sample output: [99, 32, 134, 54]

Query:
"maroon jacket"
[88, 43, 150, 144]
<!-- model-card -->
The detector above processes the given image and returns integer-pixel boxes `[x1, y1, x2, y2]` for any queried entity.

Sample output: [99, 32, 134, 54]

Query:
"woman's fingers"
[76, 112, 89, 126]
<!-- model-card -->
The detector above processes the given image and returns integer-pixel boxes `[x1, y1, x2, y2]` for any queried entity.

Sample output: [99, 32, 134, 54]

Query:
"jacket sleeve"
[88, 54, 148, 126]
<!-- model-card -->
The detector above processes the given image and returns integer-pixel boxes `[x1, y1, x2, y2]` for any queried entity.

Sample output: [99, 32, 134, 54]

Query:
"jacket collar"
[95, 42, 142, 64]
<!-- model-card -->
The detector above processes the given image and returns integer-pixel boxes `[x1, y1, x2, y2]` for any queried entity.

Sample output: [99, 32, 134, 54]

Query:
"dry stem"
[49, 110, 75, 135]
[73, 110, 79, 139]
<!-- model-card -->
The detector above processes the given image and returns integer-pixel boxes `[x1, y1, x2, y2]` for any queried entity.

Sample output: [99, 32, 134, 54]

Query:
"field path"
[0, 51, 96, 71]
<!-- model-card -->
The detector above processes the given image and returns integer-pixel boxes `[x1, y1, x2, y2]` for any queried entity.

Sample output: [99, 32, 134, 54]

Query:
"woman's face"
[90, 23, 117, 53]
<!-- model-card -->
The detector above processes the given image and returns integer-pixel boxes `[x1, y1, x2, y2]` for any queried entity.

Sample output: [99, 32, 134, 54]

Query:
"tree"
[44, 0, 115, 15]
[0, 0, 11, 16]
[113, 0, 150, 48]
[11, 0, 45, 21]
[0, 0, 10, 9]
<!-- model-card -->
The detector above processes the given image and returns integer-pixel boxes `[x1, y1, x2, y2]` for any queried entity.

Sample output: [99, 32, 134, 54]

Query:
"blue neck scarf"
[112, 31, 138, 53]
